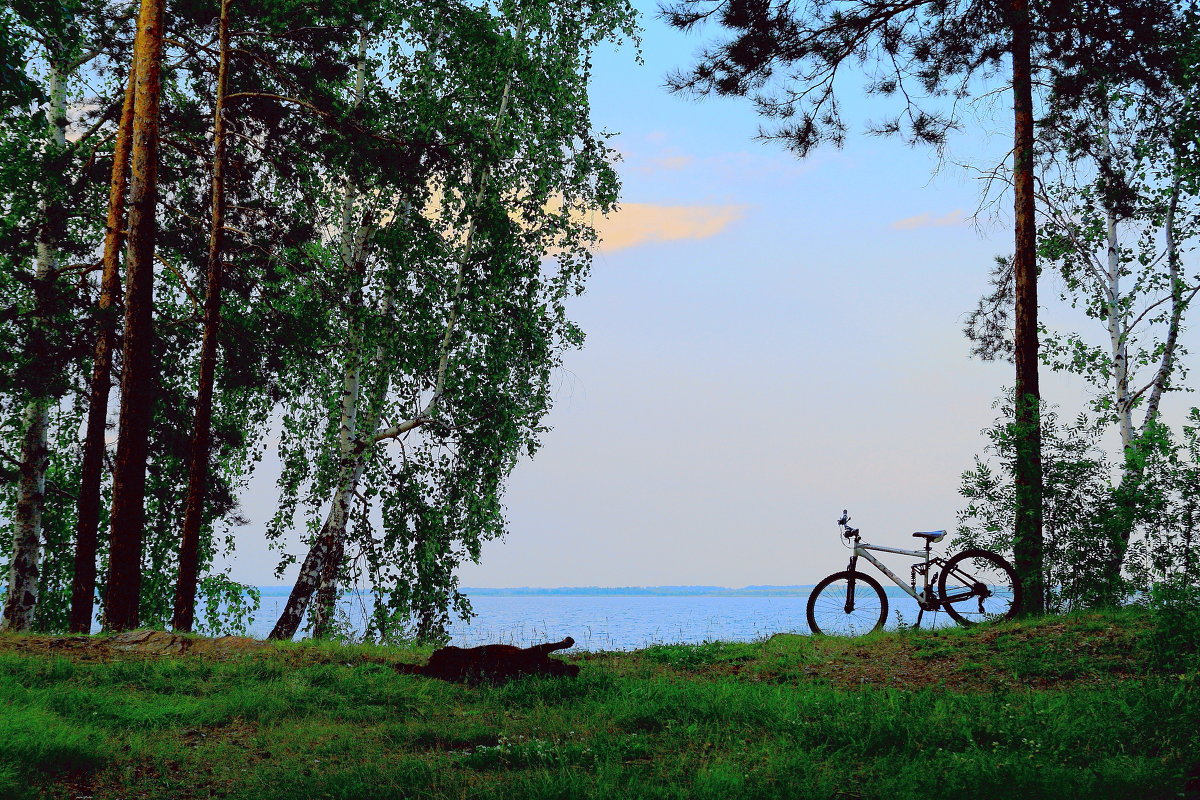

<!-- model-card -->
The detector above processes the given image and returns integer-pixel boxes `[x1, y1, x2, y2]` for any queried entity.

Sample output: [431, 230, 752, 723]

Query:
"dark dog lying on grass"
[395, 636, 579, 685]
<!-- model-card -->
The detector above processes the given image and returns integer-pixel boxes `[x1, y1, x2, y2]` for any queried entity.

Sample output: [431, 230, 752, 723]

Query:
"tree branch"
[155, 253, 204, 311]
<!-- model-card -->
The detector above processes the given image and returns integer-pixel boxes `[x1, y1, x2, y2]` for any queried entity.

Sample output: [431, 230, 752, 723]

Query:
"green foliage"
[959, 400, 1200, 611]
[959, 399, 1123, 610]
[195, 574, 260, 636]
[0, 0, 644, 636]
[1124, 409, 1200, 589]
[1141, 582, 1200, 674]
[639, 640, 756, 670]
[264, 0, 639, 642]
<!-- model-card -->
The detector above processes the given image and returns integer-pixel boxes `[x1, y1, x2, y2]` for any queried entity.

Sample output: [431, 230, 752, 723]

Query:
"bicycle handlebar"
[838, 509, 858, 539]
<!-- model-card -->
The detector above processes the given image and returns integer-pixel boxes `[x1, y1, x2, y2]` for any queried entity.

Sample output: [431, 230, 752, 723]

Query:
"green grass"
[0, 609, 1196, 799]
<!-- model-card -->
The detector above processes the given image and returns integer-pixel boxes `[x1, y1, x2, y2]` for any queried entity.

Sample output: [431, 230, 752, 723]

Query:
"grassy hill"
[0, 608, 1196, 799]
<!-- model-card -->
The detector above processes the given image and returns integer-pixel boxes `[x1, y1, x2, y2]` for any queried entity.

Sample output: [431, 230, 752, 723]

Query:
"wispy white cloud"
[630, 153, 694, 174]
[593, 202, 749, 252]
[890, 209, 967, 230]
[706, 149, 838, 180]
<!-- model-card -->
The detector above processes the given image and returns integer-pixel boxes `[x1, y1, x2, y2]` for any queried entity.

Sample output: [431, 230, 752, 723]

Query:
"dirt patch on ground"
[751, 619, 1149, 692]
[0, 629, 271, 661]
[588, 614, 1155, 693]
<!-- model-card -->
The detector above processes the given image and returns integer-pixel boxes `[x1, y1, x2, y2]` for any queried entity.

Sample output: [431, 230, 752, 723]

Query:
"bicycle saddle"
[912, 530, 947, 542]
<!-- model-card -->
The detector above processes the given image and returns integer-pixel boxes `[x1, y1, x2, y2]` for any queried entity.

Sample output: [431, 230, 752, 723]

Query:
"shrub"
[1142, 582, 1200, 673]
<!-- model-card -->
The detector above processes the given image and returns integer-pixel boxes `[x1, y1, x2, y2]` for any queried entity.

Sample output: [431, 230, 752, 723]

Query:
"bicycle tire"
[937, 548, 1022, 626]
[806, 570, 888, 636]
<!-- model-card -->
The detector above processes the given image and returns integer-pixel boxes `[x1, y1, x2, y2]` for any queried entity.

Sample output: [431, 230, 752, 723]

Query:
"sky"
[223, 0, 1198, 589]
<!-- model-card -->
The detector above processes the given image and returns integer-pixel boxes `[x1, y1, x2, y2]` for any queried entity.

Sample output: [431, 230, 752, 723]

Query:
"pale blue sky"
[227, 0, 1197, 589]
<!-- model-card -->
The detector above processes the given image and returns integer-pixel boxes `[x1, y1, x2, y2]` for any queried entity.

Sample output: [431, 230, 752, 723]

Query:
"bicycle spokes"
[807, 571, 887, 636]
[938, 551, 1019, 624]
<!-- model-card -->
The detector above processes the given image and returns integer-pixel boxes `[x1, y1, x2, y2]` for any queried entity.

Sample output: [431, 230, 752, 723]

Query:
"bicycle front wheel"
[937, 548, 1021, 626]
[806, 570, 888, 636]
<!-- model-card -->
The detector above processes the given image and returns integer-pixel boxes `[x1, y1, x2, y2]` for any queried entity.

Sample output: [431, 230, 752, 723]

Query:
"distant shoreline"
[255, 585, 819, 598]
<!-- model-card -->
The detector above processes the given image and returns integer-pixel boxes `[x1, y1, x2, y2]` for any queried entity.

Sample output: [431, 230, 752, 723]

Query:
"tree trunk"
[173, 0, 231, 633]
[268, 464, 364, 640]
[1100, 198, 1137, 604]
[1010, 0, 1044, 615]
[70, 65, 137, 634]
[269, 30, 372, 641]
[2, 53, 68, 633]
[309, 527, 346, 639]
[1104, 205, 1132, 451]
[1098, 125, 1133, 453]
[1094, 123, 1135, 604]
[1104, 171, 1188, 590]
[1140, 171, 1185, 431]
[104, 0, 166, 632]
[2, 403, 51, 631]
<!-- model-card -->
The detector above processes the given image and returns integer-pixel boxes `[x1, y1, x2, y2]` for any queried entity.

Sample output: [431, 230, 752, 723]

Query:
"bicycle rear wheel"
[937, 548, 1021, 626]
[806, 570, 888, 636]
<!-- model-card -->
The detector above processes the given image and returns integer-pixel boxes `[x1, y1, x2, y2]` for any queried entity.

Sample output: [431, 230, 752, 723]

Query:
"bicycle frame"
[848, 542, 930, 604]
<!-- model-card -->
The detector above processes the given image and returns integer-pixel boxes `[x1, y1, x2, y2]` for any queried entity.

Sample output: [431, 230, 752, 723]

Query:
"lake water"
[247, 590, 954, 650]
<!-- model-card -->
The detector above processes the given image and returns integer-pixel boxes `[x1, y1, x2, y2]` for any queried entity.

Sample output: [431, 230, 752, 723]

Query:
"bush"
[1142, 583, 1200, 673]
[959, 402, 1200, 613]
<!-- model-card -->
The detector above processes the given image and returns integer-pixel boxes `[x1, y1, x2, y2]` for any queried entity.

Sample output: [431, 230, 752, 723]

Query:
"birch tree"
[0, 1, 133, 632]
[1, 42, 70, 632]
[267, 0, 637, 641]
[965, 64, 1200, 601]
[1040, 91, 1198, 595]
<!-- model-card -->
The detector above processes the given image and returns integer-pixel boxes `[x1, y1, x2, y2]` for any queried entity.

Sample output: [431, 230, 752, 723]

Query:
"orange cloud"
[593, 203, 748, 252]
[891, 209, 966, 230]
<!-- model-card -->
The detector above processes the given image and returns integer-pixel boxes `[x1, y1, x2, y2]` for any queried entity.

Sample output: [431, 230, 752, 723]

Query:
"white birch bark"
[2, 60, 67, 632]
[1103, 205, 1133, 453]
[1094, 123, 1133, 453]
[1140, 171, 1189, 428]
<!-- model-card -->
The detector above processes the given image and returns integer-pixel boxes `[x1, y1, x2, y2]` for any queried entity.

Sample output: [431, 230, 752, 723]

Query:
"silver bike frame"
[853, 542, 929, 601]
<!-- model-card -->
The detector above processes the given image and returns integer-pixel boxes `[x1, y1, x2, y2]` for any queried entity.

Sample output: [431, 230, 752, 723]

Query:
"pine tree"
[660, 0, 1183, 613]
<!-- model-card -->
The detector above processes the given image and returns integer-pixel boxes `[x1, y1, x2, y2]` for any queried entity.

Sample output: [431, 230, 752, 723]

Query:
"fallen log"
[395, 636, 579, 685]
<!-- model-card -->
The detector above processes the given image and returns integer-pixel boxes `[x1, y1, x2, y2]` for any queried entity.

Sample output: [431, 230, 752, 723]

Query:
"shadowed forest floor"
[1, 609, 1196, 799]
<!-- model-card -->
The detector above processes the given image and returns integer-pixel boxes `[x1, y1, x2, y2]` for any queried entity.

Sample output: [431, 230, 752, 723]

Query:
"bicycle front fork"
[844, 555, 859, 613]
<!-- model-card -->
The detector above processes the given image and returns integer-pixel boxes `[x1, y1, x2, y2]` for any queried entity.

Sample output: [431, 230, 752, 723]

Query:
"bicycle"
[806, 510, 1022, 636]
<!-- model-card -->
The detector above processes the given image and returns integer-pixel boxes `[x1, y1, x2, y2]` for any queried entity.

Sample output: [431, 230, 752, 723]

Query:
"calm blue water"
[247, 590, 954, 650]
